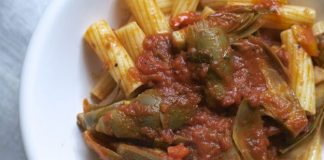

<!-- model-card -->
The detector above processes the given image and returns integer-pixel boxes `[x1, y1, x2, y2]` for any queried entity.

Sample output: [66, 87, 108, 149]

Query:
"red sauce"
[207, 7, 247, 32]
[275, 48, 289, 67]
[292, 25, 319, 57]
[177, 109, 233, 160]
[134, 32, 306, 160]
[253, 0, 282, 11]
[128, 67, 142, 82]
[136, 34, 202, 108]
[170, 12, 202, 30]
[167, 144, 190, 159]
[232, 40, 268, 107]
[119, 101, 154, 117]
[259, 29, 282, 47]
[244, 128, 270, 160]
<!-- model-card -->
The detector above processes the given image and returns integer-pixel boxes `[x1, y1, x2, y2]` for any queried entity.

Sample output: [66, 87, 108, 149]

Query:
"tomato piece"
[292, 24, 319, 57]
[167, 144, 190, 160]
[170, 12, 201, 30]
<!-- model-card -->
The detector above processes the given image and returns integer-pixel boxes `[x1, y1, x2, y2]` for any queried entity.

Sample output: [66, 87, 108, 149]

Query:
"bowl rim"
[19, 0, 66, 159]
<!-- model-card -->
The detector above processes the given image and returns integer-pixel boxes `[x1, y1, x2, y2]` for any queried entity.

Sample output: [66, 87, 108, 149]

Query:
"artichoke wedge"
[77, 101, 129, 130]
[117, 144, 168, 160]
[95, 90, 162, 139]
[260, 66, 308, 137]
[316, 83, 324, 108]
[83, 131, 122, 160]
[278, 106, 324, 153]
[278, 82, 324, 153]
[233, 100, 267, 160]
[186, 20, 234, 107]
[207, 6, 264, 41]
[232, 38, 308, 136]
[79, 89, 196, 140]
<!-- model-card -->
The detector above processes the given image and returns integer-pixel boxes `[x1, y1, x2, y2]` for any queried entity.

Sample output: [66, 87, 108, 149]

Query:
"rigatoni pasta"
[91, 71, 116, 101]
[200, 0, 287, 8]
[156, 0, 173, 14]
[171, 29, 187, 49]
[281, 29, 316, 115]
[171, 0, 200, 17]
[201, 6, 215, 18]
[313, 21, 324, 36]
[263, 5, 316, 30]
[125, 0, 170, 35]
[84, 20, 142, 97]
[200, 0, 253, 8]
[116, 22, 146, 61]
[314, 66, 324, 85]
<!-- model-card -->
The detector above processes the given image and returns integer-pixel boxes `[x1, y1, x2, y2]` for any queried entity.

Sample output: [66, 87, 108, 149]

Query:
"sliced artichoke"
[316, 83, 324, 108]
[83, 131, 122, 160]
[233, 100, 266, 160]
[117, 144, 168, 160]
[186, 20, 234, 107]
[80, 89, 196, 140]
[232, 38, 308, 136]
[160, 104, 196, 130]
[260, 66, 308, 137]
[77, 101, 129, 130]
[207, 6, 263, 40]
[279, 106, 324, 153]
[95, 90, 162, 139]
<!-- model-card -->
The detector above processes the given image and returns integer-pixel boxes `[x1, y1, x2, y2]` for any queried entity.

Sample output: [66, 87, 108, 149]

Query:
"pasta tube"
[313, 21, 324, 68]
[201, 0, 252, 8]
[281, 29, 316, 115]
[263, 5, 316, 30]
[127, 16, 135, 23]
[171, 0, 200, 17]
[125, 0, 170, 35]
[116, 22, 145, 61]
[156, 0, 173, 13]
[171, 29, 186, 50]
[201, 6, 215, 18]
[200, 0, 287, 8]
[299, 130, 322, 160]
[127, 0, 173, 23]
[91, 71, 116, 101]
[313, 21, 324, 36]
[314, 66, 324, 85]
[317, 83, 324, 108]
[84, 20, 142, 97]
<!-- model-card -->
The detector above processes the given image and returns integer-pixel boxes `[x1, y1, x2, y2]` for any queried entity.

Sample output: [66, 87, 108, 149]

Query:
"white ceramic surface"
[20, 0, 129, 159]
[20, 0, 324, 160]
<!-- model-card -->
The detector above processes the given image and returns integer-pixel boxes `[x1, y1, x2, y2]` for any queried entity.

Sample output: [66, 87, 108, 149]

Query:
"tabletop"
[0, 0, 51, 159]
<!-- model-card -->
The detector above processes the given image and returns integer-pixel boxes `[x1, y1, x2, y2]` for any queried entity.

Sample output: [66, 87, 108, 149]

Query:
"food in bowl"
[77, 0, 324, 159]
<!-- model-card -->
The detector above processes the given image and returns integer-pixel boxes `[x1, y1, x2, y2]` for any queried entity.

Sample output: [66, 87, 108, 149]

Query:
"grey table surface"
[0, 0, 51, 159]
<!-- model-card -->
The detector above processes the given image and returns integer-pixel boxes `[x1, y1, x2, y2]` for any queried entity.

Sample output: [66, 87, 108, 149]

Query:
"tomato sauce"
[134, 22, 305, 159]
[170, 12, 202, 30]
[232, 40, 268, 107]
[136, 34, 202, 109]
[207, 6, 248, 32]
[253, 0, 282, 11]
[177, 109, 233, 160]
[244, 128, 271, 160]
[292, 25, 319, 57]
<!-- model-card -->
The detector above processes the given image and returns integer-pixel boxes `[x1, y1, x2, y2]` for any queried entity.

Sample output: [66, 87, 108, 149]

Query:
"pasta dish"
[77, 0, 324, 159]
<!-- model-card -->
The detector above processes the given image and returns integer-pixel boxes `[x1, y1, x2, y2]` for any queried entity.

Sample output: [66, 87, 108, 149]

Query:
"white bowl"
[20, 0, 129, 159]
[19, 0, 324, 160]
